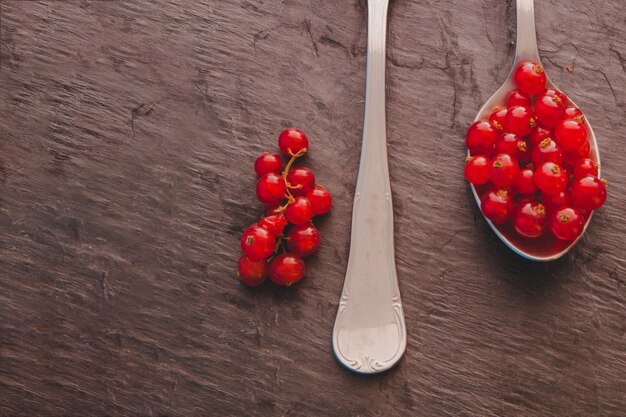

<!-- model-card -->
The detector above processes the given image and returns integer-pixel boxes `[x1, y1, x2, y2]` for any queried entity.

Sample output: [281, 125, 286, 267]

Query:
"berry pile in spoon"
[238, 128, 332, 287]
[464, 61, 607, 242]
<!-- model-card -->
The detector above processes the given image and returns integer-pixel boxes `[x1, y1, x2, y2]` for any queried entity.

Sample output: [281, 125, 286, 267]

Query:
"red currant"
[285, 196, 314, 225]
[564, 106, 583, 120]
[278, 128, 309, 157]
[287, 223, 321, 257]
[481, 189, 514, 224]
[570, 176, 607, 210]
[513, 61, 546, 94]
[531, 138, 563, 165]
[546, 88, 569, 104]
[286, 166, 315, 196]
[555, 118, 587, 151]
[488, 107, 507, 131]
[578, 141, 591, 158]
[534, 162, 568, 196]
[573, 158, 599, 179]
[241, 224, 276, 260]
[256, 173, 286, 205]
[269, 253, 305, 286]
[464, 155, 491, 185]
[490, 153, 520, 187]
[306, 185, 332, 215]
[513, 202, 547, 238]
[534, 90, 565, 128]
[506, 89, 532, 108]
[488, 182, 517, 197]
[529, 126, 553, 146]
[504, 105, 536, 136]
[466, 120, 497, 155]
[496, 133, 529, 162]
[542, 190, 571, 212]
[238, 255, 268, 286]
[514, 167, 537, 195]
[563, 140, 590, 165]
[258, 213, 287, 237]
[550, 207, 585, 240]
[254, 152, 283, 176]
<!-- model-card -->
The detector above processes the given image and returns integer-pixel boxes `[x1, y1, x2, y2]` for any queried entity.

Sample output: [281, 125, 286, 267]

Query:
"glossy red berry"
[481, 189, 514, 224]
[269, 253, 305, 286]
[544, 88, 569, 105]
[555, 118, 587, 151]
[488, 182, 517, 197]
[534, 90, 565, 128]
[256, 173, 286, 205]
[488, 107, 507, 131]
[241, 224, 276, 260]
[286, 166, 315, 196]
[564, 106, 583, 120]
[529, 126, 553, 146]
[287, 223, 321, 257]
[514, 167, 537, 195]
[534, 162, 568, 196]
[254, 152, 283, 176]
[238, 255, 268, 286]
[563, 140, 590, 165]
[504, 105, 536, 136]
[513, 61, 546, 94]
[496, 133, 529, 162]
[464, 155, 491, 185]
[258, 213, 287, 237]
[531, 138, 563, 165]
[573, 158, 599, 179]
[579, 140, 591, 156]
[306, 185, 332, 215]
[513, 202, 547, 238]
[285, 196, 314, 225]
[506, 89, 532, 108]
[278, 128, 309, 157]
[570, 176, 607, 210]
[542, 190, 571, 212]
[466, 120, 497, 155]
[490, 153, 520, 187]
[550, 207, 585, 241]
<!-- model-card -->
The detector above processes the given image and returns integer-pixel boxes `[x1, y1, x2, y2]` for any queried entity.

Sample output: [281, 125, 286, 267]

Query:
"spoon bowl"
[470, 0, 601, 261]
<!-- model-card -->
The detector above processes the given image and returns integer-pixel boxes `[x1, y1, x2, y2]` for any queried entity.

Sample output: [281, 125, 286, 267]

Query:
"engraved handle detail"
[332, 0, 406, 374]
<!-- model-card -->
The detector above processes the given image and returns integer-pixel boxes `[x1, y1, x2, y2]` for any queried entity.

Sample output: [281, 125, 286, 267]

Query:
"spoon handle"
[332, 0, 406, 374]
[515, 0, 541, 62]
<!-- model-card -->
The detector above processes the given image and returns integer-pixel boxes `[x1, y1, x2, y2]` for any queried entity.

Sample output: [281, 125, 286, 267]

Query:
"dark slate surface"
[1, 1, 625, 416]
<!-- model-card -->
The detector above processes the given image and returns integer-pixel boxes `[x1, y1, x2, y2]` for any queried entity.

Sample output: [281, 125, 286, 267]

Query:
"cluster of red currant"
[465, 61, 607, 240]
[238, 128, 332, 287]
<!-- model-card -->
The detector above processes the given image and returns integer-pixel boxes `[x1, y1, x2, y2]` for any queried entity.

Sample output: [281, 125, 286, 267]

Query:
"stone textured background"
[1, 0, 625, 416]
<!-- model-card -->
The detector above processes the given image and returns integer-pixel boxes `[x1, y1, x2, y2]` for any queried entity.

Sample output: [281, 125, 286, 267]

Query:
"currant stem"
[273, 235, 287, 255]
[281, 150, 305, 201]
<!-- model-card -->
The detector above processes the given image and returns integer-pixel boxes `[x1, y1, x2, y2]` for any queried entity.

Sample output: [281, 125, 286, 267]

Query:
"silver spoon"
[470, 0, 601, 261]
[332, 0, 406, 374]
